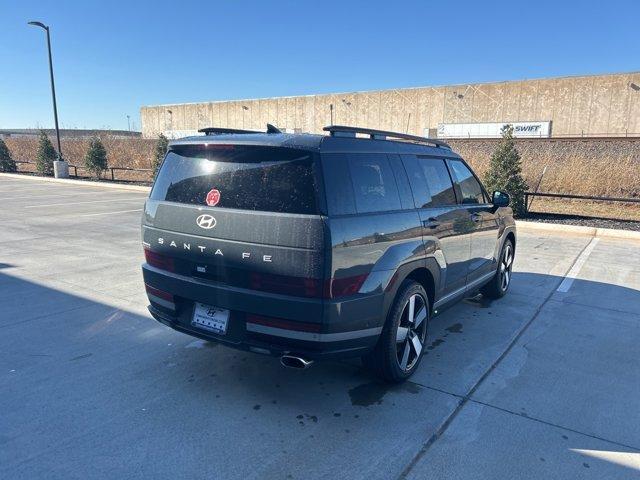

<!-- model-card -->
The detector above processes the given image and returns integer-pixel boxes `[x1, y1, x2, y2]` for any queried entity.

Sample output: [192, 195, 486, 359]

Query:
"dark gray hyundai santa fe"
[141, 124, 516, 382]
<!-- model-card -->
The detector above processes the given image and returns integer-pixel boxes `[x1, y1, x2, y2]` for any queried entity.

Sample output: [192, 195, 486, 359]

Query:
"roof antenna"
[266, 123, 282, 134]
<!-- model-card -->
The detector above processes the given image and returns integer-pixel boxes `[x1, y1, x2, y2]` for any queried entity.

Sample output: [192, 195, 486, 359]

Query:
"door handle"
[470, 213, 482, 223]
[423, 218, 440, 229]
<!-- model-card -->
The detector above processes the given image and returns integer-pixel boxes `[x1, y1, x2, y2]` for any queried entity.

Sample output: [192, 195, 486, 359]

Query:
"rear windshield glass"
[150, 145, 319, 214]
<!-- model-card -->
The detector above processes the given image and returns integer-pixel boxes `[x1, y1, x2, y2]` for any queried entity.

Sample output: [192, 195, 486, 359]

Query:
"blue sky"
[1, 0, 638, 130]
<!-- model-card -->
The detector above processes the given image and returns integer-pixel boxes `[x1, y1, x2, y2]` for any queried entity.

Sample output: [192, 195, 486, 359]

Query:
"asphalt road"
[1, 175, 639, 479]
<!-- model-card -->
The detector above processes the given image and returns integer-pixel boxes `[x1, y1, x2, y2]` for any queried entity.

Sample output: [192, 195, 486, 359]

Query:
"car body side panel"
[467, 203, 501, 281]
[419, 206, 474, 297]
[324, 210, 424, 331]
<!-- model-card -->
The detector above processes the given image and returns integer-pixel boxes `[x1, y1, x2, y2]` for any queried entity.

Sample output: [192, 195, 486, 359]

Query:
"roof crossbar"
[323, 125, 451, 149]
[198, 123, 283, 136]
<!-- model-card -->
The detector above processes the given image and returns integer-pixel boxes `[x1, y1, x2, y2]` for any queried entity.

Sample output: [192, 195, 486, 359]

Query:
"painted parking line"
[556, 237, 600, 293]
[77, 209, 143, 217]
[0, 191, 124, 201]
[24, 197, 146, 208]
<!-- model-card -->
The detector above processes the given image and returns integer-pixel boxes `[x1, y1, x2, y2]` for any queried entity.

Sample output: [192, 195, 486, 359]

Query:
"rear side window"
[402, 155, 457, 207]
[448, 160, 486, 205]
[320, 153, 403, 215]
[320, 154, 356, 215]
[347, 154, 402, 213]
[150, 145, 319, 214]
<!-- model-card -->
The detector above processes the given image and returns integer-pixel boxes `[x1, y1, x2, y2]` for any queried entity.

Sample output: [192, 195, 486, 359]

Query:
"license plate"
[191, 303, 230, 335]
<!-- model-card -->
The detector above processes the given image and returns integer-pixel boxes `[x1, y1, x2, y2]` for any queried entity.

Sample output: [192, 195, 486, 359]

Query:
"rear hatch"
[143, 142, 327, 301]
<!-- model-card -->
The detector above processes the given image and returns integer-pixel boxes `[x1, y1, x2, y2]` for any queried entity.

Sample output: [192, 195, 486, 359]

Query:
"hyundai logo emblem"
[196, 214, 217, 229]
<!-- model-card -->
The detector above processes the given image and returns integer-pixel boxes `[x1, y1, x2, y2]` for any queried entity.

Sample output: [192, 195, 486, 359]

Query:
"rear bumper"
[142, 264, 383, 360]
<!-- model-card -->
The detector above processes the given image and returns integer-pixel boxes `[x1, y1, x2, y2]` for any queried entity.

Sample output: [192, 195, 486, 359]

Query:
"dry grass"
[5, 135, 640, 219]
[6, 134, 156, 181]
[528, 197, 640, 222]
[450, 138, 640, 199]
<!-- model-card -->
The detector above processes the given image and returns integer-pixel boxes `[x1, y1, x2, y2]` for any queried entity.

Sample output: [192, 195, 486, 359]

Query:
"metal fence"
[14, 160, 153, 183]
[10, 161, 640, 219]
[525, 191, 640, 216]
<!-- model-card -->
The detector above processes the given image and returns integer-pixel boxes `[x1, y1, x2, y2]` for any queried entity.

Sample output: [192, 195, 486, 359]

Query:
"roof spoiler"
[199, 123, 283, 135]
[323, 125, 450, 149]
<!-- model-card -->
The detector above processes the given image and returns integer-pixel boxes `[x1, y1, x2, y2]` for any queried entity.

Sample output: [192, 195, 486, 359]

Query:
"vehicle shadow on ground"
[2, 269, 639, 479]
[2, 268, 638, 404]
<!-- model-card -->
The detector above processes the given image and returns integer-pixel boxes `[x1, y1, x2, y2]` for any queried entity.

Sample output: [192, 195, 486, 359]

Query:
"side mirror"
[492, 191, 510, 208]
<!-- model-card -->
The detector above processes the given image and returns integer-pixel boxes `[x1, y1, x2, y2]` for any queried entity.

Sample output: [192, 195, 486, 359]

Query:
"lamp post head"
[28, 21, 48, 30]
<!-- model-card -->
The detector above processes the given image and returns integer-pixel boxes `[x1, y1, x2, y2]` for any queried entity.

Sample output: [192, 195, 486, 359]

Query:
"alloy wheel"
[395, 293, 428, 372]
[500, 244, 514, 291]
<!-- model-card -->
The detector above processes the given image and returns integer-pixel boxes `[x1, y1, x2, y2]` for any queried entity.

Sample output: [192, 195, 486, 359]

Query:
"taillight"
[247, 272, 368, 299]
[325, 274, 368, 299]
[249, 272, 323, 298]
[145, 283, 175, 302]
[144, 248, 175, 272]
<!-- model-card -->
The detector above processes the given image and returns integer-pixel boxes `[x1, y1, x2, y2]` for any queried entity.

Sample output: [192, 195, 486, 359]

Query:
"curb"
[0, 172, 151, 193]
[516, 220, 640, 241]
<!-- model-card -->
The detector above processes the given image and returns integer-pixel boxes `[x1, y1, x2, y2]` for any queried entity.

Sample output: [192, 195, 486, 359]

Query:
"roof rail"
[323, 125, 451, 149]
[198, 127, 260, 135]
[198, 123, 283, 136]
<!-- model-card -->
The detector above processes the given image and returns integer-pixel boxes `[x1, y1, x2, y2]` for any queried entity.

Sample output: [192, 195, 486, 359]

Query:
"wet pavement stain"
[348, 381, 421, 407]
[445, 323, 463, 334]
[296, 414, 318, 424]
[427, 338, 445, 351]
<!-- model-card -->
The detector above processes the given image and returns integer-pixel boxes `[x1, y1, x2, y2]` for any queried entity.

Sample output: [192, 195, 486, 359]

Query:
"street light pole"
[28, 20, 68, 178]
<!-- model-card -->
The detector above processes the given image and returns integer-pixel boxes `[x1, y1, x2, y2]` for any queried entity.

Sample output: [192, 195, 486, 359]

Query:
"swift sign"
[435, 121, 552, 139]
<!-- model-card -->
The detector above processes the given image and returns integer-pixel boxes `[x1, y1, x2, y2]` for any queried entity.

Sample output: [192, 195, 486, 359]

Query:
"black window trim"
[387, 153, 417, 211]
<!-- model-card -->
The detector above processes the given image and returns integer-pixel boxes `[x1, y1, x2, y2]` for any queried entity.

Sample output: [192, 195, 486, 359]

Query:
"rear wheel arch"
[505, 231, 516, 252]
[405, 268, 435, 313]
[381, 261, 437, 323]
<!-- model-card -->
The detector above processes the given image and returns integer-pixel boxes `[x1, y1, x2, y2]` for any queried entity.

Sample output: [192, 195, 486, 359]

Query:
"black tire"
[363, 280, 429, 383]
[481, 239, 514, 299]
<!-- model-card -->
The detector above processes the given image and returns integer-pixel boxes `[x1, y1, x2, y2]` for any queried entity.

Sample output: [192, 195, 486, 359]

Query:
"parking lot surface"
[1, 175, 639, 479]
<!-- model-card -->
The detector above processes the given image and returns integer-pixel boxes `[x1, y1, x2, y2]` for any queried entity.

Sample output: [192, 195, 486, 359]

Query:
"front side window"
[448, 160, 485, 205]
[150, 145, 319, 214]
[401, 155, 457, 208]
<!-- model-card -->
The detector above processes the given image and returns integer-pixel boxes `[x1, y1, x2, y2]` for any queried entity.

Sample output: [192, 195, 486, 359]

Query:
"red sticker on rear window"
[206, 189, 221, 207]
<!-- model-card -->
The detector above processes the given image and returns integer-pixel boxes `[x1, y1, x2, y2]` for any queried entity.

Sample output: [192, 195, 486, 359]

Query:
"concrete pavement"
[1, 176, 638, 479]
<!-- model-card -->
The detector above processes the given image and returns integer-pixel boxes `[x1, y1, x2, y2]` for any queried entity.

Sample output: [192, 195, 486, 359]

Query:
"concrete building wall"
[140, 72, 640, 138]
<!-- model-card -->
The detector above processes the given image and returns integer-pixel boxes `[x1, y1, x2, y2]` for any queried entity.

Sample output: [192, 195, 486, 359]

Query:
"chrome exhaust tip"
[280, 354, 314, 370]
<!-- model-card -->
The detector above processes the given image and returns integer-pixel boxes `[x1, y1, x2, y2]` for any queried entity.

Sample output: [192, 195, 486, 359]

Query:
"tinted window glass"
[320, 153, 356, 216]
[150, 145, 318, 214]
[401, 155, 456, 207]
[401, 155, 430, 207]
[348, 154, 401, 213]
[388, 154, 415, 210]
[449, 160, 485, 205]
[419, 158, 457, 206]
